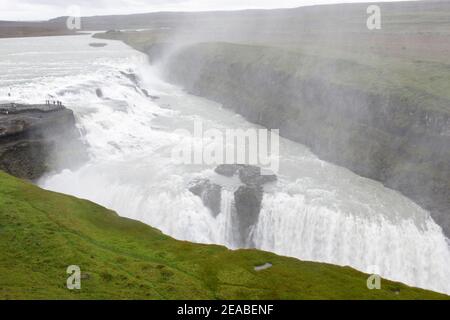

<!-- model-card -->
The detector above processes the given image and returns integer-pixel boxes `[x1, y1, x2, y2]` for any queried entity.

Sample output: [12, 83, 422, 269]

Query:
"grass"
[0, 171, 447, 300]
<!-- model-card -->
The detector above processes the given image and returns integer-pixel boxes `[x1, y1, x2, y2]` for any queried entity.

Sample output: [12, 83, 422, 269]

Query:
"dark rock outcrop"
[89, 42, 108, 48]
[214, 164, 241, 177]
[0, 103, 87, 181]
[188, 178, 222, 217]
[190, 164, 277, 247]
[215, 164, 277, 186]
[234, 185, 263, 247]
[120, 71, 139, 85]
[216, 164, 275, 247]
[238, 166, 277, 186]
[141, 88, 160, 100]
[95, 88, 103, 98]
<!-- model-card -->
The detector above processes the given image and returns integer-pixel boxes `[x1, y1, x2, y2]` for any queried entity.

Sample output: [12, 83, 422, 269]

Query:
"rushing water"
[1, 34, 449, 294]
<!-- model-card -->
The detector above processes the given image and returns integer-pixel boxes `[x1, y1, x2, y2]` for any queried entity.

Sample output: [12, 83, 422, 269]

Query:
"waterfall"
[253, 192, 450, 294]
[6, 33, 447, 294]
[216, 189, 240, 248]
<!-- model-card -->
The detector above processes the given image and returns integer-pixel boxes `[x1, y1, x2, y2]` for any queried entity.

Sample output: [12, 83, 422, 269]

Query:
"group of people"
[45, 100, 63, 106]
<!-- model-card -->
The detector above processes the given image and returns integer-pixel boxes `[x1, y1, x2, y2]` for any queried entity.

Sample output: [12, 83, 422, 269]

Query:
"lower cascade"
[254, 194, 450, 294]
[188, 167, 450, 295]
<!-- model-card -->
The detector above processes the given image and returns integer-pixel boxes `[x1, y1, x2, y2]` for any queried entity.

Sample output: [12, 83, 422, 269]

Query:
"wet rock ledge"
[0, 103, 87, 180]
[189, 164, 277, 248]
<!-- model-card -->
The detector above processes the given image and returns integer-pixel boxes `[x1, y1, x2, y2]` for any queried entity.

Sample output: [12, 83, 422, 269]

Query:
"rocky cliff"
[0, 103, 87, 180]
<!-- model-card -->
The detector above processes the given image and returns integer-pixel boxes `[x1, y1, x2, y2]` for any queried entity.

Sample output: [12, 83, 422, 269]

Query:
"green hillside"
[0, 171, 447, 300]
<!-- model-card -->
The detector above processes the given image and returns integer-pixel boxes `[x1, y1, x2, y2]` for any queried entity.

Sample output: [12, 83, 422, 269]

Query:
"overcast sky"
[0, 0, 414, 21]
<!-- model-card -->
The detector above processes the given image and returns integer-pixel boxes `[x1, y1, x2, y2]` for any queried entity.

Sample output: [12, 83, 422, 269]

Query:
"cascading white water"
[254, 192, 450, 294]
[216, 189, 240, 248]
[1, 34, 449, 294]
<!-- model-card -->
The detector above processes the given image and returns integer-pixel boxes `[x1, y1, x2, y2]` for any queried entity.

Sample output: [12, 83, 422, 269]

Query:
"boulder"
[234, 185, 263, 247]
[215, 164, 277, 185]
[120, 71, 139, 85]
[214, 164, 241, 177]
[188, 179, 222, 217]
[189, 165, 277, 246]
[95, 88, 103, 98]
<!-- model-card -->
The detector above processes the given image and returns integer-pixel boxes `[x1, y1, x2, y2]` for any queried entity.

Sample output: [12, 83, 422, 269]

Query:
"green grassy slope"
[0, 171, 447, 300]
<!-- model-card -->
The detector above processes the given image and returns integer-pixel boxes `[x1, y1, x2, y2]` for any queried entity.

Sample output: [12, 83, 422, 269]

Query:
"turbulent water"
[1, 34, 449, 294]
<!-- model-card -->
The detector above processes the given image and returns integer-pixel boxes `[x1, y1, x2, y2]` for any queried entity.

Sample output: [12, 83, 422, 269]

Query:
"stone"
[95, 88, 103, 98]
[189, 165, 277, 246]
[214, 164, 241, 177]
[189, 179, 222, 217]
[215, 164, 277, 186]
[234, 185, 263, 247]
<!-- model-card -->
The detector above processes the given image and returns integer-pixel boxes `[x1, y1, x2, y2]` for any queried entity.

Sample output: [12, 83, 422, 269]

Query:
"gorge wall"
[147, 42, 450, 236]
[0, 104, 86, 181]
